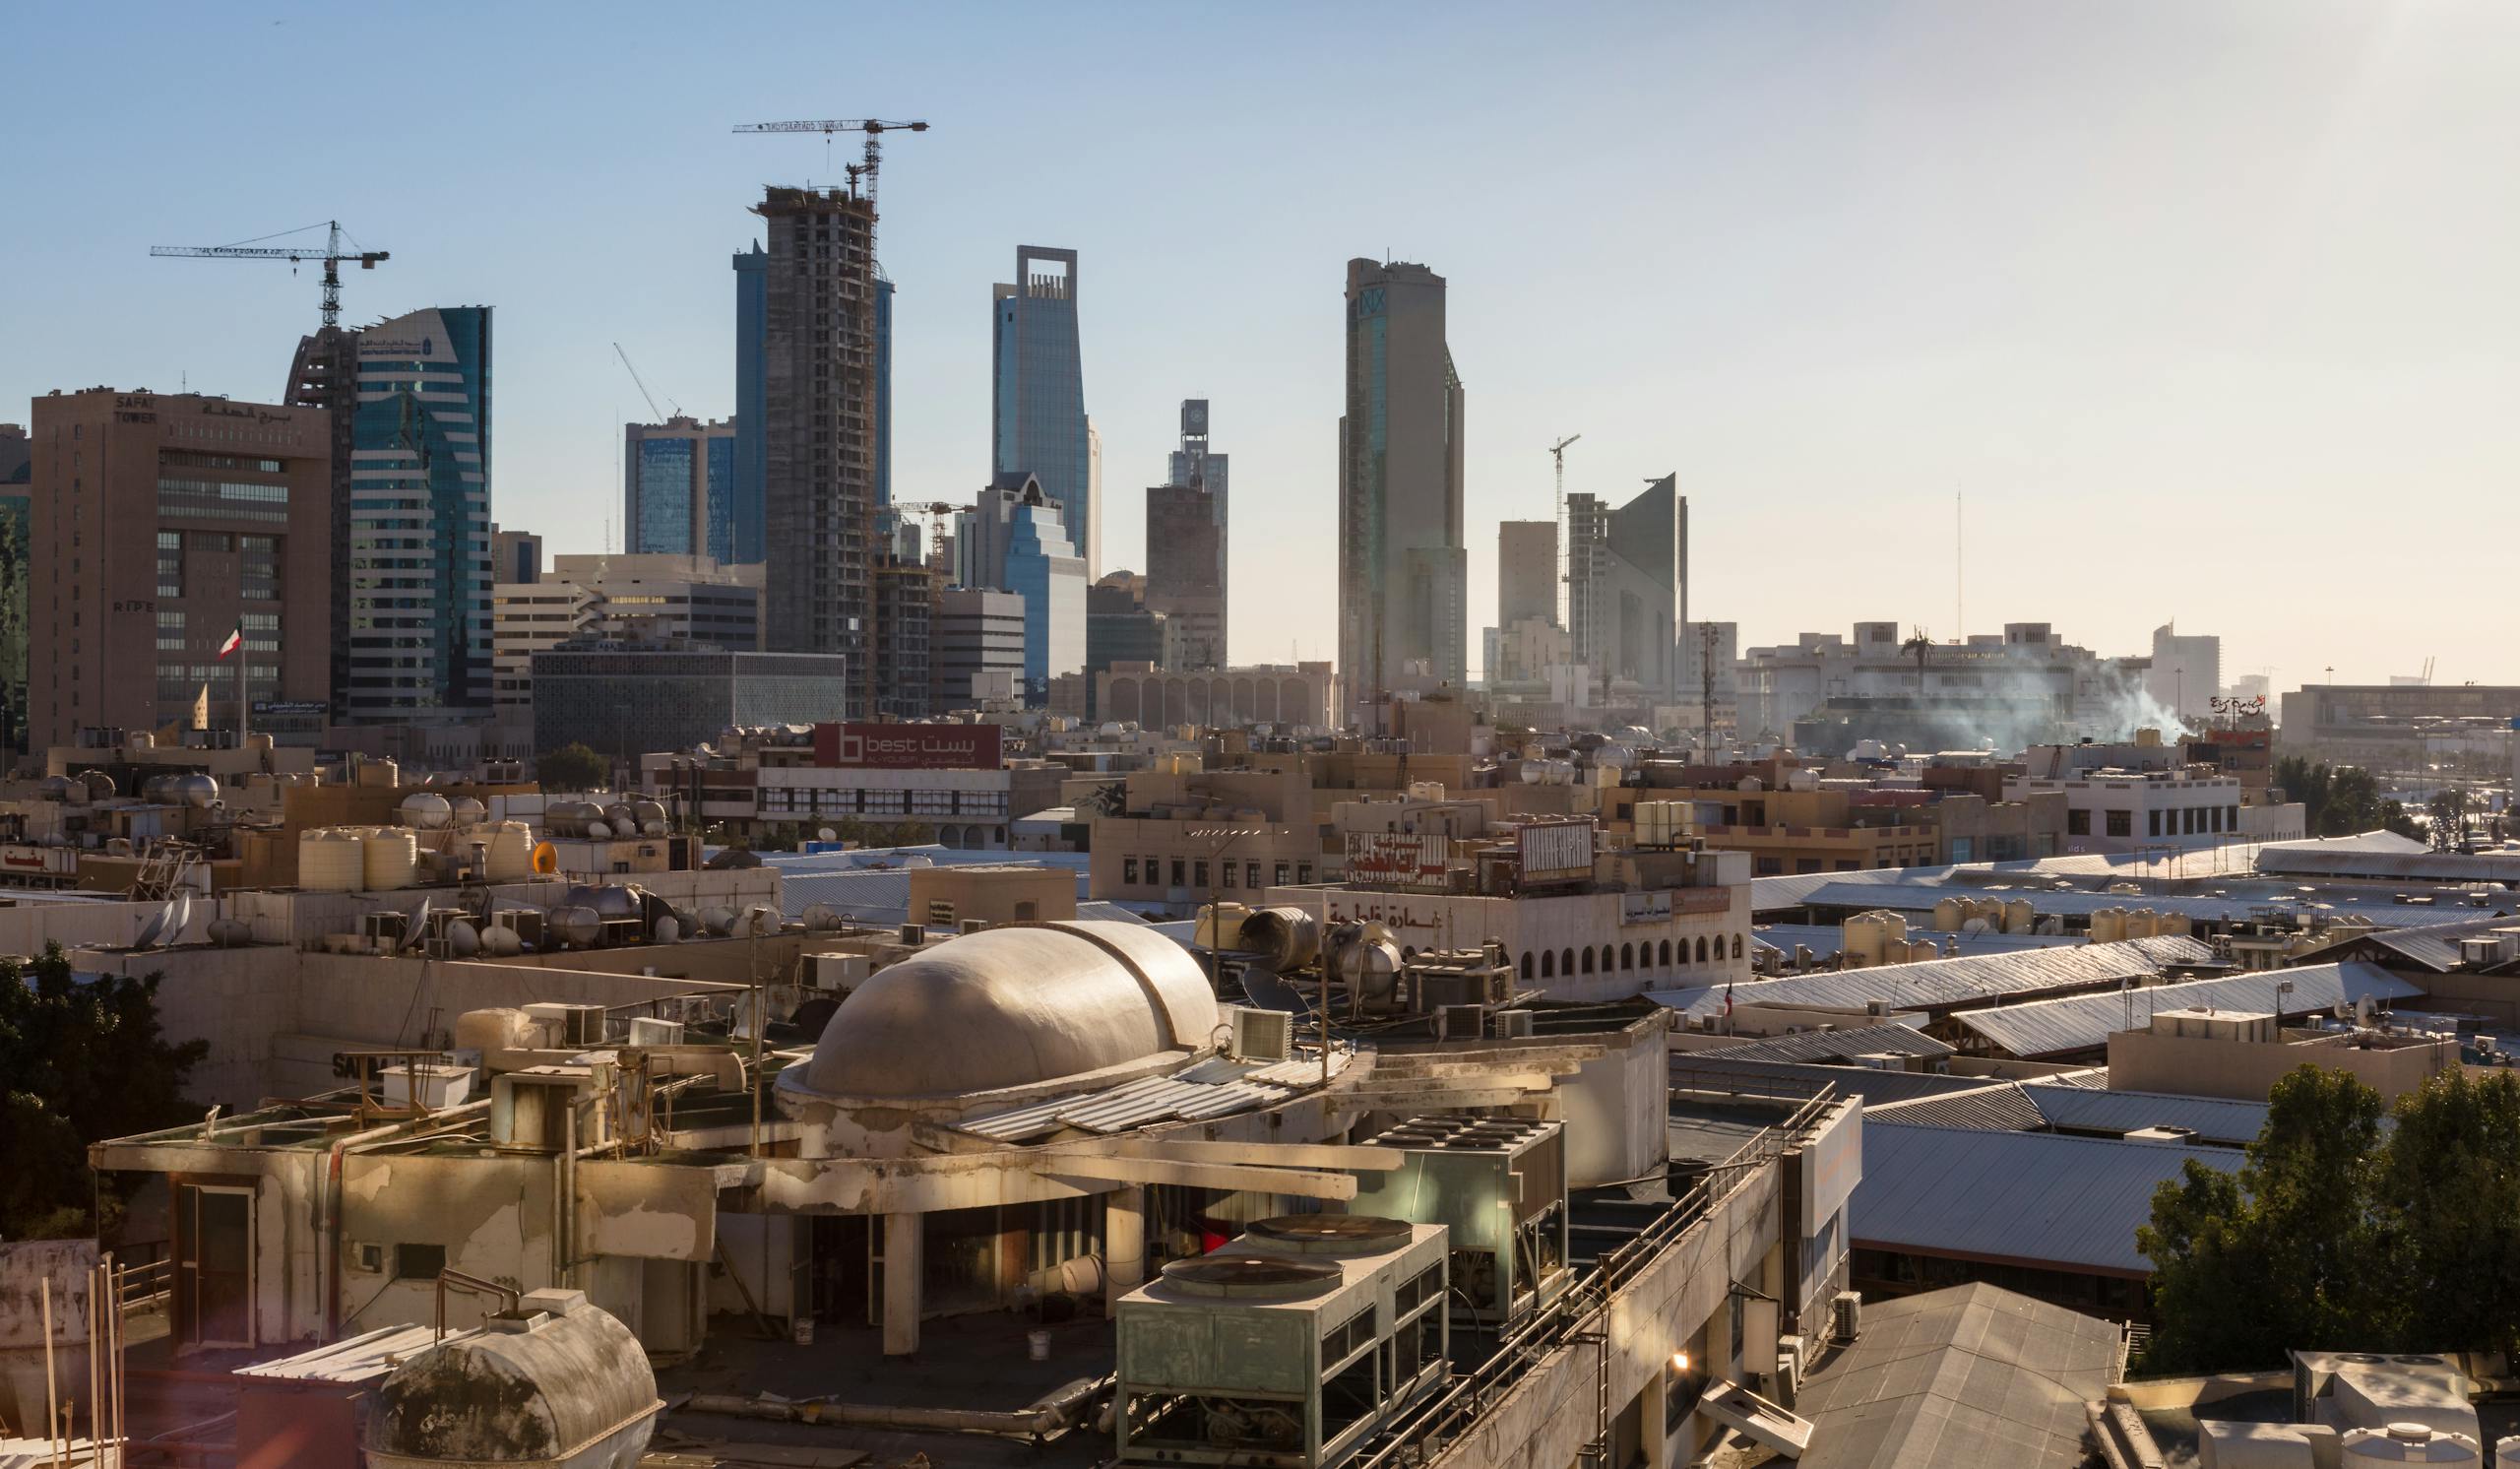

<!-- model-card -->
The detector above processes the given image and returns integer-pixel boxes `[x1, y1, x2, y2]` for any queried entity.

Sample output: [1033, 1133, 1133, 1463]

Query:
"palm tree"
[1900, 629, 1932, 695]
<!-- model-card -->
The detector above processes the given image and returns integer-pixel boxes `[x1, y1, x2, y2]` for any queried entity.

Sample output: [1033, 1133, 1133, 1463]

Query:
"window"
[395, 1243, 447, 1281]
[1755, 858, 1784, 876]
[1124, 858, 1139, 885]
[2107, 809, 2132, 838]
[1275, 862, 1291, 886]
[1220, 862, 1236, 890]
[2229, 804, 2241, 831]
[1296, 863, 1312, 882]
[1561, 948, 1575, 976]
[1170, 859, 1185, 887]
[1732, 934, 1745, 960]
[1193, 861, 1209, 888]
[1246, 861, 1261, 888]
[2067, 809, 2092, 836]
[2148, 810, 2162, 837]
[1696, 935, 1711, 964]
[1541, 950, 1554, 979]
[1601, 944, 1615, 973]
[1659, 939, 1672, 966]
[2210, 804, 2224, 833]
[1520, 952, 1535, 980]
[1580, 948, 1594, 974]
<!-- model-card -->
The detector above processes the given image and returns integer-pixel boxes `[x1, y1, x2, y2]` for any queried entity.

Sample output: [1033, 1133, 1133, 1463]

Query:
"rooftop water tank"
[2340, 1424, 2483, 1463]
[176, 773, 220, 809]
[363, 828, 418, 891]
[299, 830, 366, 893]
[401, 792, 454, 829]
[484, 822, 533, 882]
[367, 1290, 661, 1469]
[451, 796, 488, 828]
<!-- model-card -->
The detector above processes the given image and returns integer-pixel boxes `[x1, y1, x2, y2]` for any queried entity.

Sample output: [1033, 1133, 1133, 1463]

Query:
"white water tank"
[400, 792, 454, 829]
[300, 830, 366, 892]
[2341, 1424, 2481, 1463]
[450, 796, 488, 828]
[484, 821, 533, 882]
[2493, 1436, 2520, 1467]
[2005, 899, 2036, 934]
[363, 827, 418, 891]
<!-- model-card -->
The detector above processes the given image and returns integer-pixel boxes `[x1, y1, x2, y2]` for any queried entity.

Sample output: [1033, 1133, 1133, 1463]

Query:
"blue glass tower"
[730, 242, 768, 564]
[625, 417, 738, 560]
[345, 305, 493, 719]
[991, 247, 1089, 574]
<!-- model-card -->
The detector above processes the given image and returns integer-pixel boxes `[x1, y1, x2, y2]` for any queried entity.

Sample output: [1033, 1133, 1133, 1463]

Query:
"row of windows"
[1517, 934, 1743, 981]
[757, 787, 1009, 817]
[1123, 856, 1316, 890]
[158, 478, 290, 503]
[2065, 804, 2242, 839]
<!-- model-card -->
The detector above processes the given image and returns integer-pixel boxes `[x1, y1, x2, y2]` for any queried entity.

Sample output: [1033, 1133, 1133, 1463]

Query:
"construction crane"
[611, 343, 680, 420]
[731, 118, 929, 210]
[1549, 434, 1581, 630]
[151, 220, 388, 330]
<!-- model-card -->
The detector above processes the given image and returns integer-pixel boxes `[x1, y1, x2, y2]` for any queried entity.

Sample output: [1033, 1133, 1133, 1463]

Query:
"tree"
[2373, 1070, 2520, 1356]
[536, 741, 609, 793]
[0, 945, 207, 1239]
[2273, 757, 2417, 839]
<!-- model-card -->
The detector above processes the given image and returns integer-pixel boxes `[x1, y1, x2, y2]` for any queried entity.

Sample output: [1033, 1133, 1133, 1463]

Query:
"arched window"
[1659, 939, 1673, 966]
[1695, 935, 1710, 964]
[1620, 942, 1635, 970]
[1601, 945, 1616, 973]
[1732, 933, 1745, 960]
[1521, 951, 1536, 981]
[1541, 950, 1555, 979]
[1562, 948, 1576, 977]
[1580, 948, 1595, 975]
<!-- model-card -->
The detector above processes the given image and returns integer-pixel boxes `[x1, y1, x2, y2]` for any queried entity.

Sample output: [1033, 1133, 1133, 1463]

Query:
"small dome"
[802, 921, 1219, 1098]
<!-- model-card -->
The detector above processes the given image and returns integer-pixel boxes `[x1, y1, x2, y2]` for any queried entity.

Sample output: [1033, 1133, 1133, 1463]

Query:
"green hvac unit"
[1349, 1116, 1571, 1337]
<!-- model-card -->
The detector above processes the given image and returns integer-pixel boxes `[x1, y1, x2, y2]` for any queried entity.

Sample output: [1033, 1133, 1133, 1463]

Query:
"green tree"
[536, 741, 609, 792]
[0, 945, 207, 1239]
[2273, 757, 2415, 839]
[2138, 1066, 2390, 1373]
[2373, 1070, 2520, 1356]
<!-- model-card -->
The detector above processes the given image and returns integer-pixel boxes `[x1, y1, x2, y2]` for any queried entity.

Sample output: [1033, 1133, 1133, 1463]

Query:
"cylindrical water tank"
[176, 773, 220, 809]
[359, 757, 400, 789]
[1883, 914, 1908, 946]
[444, 920, 481, 958]
[363, 827, 418, 891]
[484, 822, 533, 881]
[2340, 1423, 2483, 1463]
[2005, 899, 2035, 935]
[400, 792, 453, 829]
[1843, 914, 1883, 968]
[1237, 907, 1322, 970]
[366, 1293, 661, 1469]
[1932, 897, 1965, 932]
[2493, 1434, 2520, 1468]
[548, 906, 600, 948]
[584, 820, 613, 841]
[450, 796, 487, 828]
[601, 803, 637, 833]
[2091, 908, 2125, 944]
[299, 830, 366, 892]
[481, 925, 524, 957]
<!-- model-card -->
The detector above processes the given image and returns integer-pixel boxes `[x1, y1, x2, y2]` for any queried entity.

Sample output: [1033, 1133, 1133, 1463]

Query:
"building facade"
[1097, 662, 1339, 732]
[493, 554, 763, 713]
[1496, 518, 1556, 632]
[933, 588, 1026, 710]
[992, 246, 1090, 576]
[957, 472, 1084, 703]
[1146, 399, 1228, 671]
[731, 241, 768, 565]
[0, 424, 28, 753]
[1340, 258, 1467, 720]
[623, 416, 737, 561]
[753, 187, 880, 718]
[532, 646, 847, 763]
[2146, 623, 2221, 724]
[1566, 474, 1684, 705]
[24, 390, 332, 747]
[491, 526, 541, 584]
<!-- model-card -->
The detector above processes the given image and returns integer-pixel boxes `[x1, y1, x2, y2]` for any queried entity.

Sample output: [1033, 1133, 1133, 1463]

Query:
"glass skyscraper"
[343, 305, 493, 720]
[624, 417, 738, 560]
[990, 247, 1090, 573]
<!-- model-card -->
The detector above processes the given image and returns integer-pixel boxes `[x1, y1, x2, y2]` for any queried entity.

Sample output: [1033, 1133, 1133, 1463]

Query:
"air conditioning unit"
[1228, 1006, 1293, 1063]
[522, 1002, 607, 1049]
[1494, 1010, 1535, 1040]
[626, 1016, 684, 1047]
[1830, 1290, 1862, 1345]
[1437, 1004, 1485, 1042]
[899, 923, 926, 945]
[960, 918, 988, 934]
[1353, 1116, 1571, 1337]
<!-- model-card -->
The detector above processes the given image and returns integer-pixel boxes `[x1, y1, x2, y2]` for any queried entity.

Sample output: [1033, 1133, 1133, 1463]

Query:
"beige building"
[1089, 760, 1329, 913]
[25, 390, 332, 749]
[1097, 660, 1337, 731]
[2108, 1007, 2461, 1104]
[493, 553, 762, 710]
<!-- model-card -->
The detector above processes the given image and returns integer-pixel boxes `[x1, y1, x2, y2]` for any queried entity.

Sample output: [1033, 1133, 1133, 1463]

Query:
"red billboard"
[812, 722, 1003, 770]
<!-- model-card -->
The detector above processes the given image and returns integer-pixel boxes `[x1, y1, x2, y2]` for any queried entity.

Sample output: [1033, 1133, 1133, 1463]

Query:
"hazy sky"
[8, 1, 2517, 691]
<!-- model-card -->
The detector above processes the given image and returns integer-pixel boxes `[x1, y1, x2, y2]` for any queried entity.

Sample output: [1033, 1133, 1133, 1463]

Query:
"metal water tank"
[363, 828, 418, 891]
[299, 830, 366, 892]
[176, 773, 220, 809]
[2004, 899, 2036, 934]
[547, 907, 601, 949]
[450, 796, 488, 828]
[366, 1291, 661, 1469]
[1932, 897, 1966, 932]
[400, 792, 454, 829]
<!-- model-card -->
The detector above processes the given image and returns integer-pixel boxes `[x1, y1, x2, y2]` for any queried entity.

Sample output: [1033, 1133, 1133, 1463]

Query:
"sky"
[6, 0, 2518, 692]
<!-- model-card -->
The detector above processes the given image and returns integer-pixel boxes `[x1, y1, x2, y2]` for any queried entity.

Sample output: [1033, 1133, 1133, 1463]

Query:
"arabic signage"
[1516, 820, 1596, 882]
[1620, 891, 1671, 926]
[812, 722, 1002, 770]
[1343, 832, 1451, 893]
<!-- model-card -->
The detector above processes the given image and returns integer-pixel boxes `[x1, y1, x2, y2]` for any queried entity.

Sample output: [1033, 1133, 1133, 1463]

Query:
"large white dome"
[800, 922, 1220, 1099]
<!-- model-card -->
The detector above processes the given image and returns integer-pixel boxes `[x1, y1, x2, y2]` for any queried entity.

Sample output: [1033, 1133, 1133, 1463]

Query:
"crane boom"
[149, 220, 388, 329]
[732, 118, 928, 211]
[611, 343, 676, 421]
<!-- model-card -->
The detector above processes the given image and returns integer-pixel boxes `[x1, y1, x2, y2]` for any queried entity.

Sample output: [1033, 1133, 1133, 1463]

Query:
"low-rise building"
[533, 644, 847, 767]
[641, 721, 1064, 850]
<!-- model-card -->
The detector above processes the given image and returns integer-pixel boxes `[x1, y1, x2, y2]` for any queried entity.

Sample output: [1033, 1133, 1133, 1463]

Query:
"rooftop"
[1948, 960, 2420, 1058]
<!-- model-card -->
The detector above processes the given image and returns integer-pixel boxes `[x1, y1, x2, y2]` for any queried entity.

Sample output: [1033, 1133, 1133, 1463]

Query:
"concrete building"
[532, 645, 848, 764]
[2008, 740, 2303, 854]
[869, 557, 937, 720]
[623, 415, 737, 561]
[956, 472, 1085, 702]
[1567, 475, 1683, 705]
[491, 525, 541, 584]
[2278, 682, 2520, 765]
[1146, 399, 1228, 670]
[23, 389, 332, 748]
[493, 554, 764, 712]
[753, 186, 881, 717]
[992, 246, 1091, 579]
[1340, 258, 1467, 721]
[1088, 761, 1329, 914]
[643, 720, 1055, 848]
[1085, 414, 1102, 579]
[731, 240, 768, 564]
[1496, 518, 1556, 632]
[2107, 1005, 2461, 1105]
[2146, 621, 2221, 725]
[1738, 621, 2149, 751]
[932, 587, 1026, 710]
[1097, 661, 1339, 732]
[0, 424, 29, 754]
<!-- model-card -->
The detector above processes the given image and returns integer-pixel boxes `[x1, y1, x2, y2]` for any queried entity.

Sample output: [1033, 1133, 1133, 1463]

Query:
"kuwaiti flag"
[217, 624, 243, 660]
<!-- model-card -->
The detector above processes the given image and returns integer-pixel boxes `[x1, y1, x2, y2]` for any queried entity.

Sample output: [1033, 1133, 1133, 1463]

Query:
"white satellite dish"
[131, 899, 172, 951]
[403, 894, 434, 953]
[166, 889, 194, 945]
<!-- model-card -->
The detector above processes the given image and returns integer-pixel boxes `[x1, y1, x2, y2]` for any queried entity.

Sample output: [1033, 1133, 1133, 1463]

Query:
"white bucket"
[792, 1316, 814, 1346]
[1028, 1328, 1051, 1362]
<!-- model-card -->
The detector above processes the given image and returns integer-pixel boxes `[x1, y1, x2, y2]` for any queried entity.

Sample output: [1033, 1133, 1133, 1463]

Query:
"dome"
[802, 921, 1219, 1099]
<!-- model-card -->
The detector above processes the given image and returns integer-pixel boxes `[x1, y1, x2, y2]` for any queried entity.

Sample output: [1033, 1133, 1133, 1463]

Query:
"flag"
[190, 682, 210, 731]
[217, 624, 243, 660]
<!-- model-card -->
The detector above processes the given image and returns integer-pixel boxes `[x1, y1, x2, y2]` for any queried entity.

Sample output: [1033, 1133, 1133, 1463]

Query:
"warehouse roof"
[2254, 846, 2520, 884]
[1867, 1081, 2270, 1146]
[2289, 912, 2520, 973]
[1708, 1023, 1955, 1065]
[1753, 923, 2080, 965]
[1670, 1055, 2019, 1112]
[1949, 961, 2421, 1059]
[1646, 935, 2211, 1021]
[1852, 1123, 2237, 1277]
[1795, 1282, 2124, 1469]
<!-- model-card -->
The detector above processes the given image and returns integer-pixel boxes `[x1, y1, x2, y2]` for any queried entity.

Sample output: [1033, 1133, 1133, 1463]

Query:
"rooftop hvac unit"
[626, 1016, 684, 1047]
[1830, 1291, 1862, 1345]
[960, 918, 988, 934]
[522, 1002, 607, 1050]
[1229, 1006, 1294, 1064]
[1408, 949, 1516, 1012]
[1116, 1215, 1449, 1469]
[1494, 1009, 1536, 1040]
[899, 922, 925, 945]
[1352, 1116, 1571, 1337]
[1436, 1004, 1484, 1042]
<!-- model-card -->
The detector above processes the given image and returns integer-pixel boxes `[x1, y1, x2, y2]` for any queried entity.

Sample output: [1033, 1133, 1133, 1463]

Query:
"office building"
[2146, 623, 2221, 724]
[623, 416, 737, 560]
[1097, 661, 1338, 732]
[871, 558, 936, 720]
[1085, 415, 1102, 579]
[933, 588, 1026, 710]
[731, 242, 768, 564]
[492, 553, 763, 713]
[491, 525, 542, 584]
[2278, 683, 2520, 764]
[876, 271, 895, 512]
[1146, 399, 1228, 671]
[955, 472, 1086, 702]
[1339, 258, 1467, 721]
[23, 389, 332, 748]
[1497, 519, 1556, 631]
[1566, 474, 1684, 704]
[991, 247, 1090, 575]
[753, 186, 880, 717]
[0, 424, 28, 753]
[532, 645, 848, 765]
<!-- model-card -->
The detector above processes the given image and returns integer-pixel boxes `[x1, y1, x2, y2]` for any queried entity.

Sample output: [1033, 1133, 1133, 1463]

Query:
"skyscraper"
[624, 416, 737, 560]
[958, 472, 1085, 703]
[1566, 474, 1685, 704]
[2148, 623, 2221, 722]
[992, 247, 1090, 572]
[1147, 400, 1228, 671]
[753, 185, 881, 716]
[1085, 415, 1102, 580]
[730, 242, 768, 564]
[1339, 259, 1466, 721]
[1496, 520, 1557, 631]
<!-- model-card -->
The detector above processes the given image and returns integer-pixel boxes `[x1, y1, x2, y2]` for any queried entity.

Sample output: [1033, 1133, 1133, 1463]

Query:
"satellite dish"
[132, 899, 173, 951]
[530, 841, 558, 874]
[402, 894, 433, 953]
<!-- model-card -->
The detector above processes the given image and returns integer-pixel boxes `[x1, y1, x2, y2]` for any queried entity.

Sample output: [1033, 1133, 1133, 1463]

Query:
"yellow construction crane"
[731, 118, 929, 210]
[150, 220, 388, 330]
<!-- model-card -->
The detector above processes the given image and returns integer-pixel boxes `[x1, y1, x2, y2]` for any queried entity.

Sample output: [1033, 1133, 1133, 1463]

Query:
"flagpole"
[237, 637, 248, 745]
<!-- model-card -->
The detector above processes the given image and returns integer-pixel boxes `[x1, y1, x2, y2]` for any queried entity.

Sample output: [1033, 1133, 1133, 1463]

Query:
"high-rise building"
[1085, 415, 1102, 580]
[871, 557, 936, 720]
[1565, 474, 1684, 704]
[731, 242, 768, 564]
[957, 472, 1085, 703]
[24, 390, 332, 748]
[1497, 520, 1556, 630]
[330, 306, 495, 722]
[2148, 623, 2221, 723]
[991, 247, 1090, 573]
[1147, 399, 1228, 671]
[753, 186, 881, 718]
[1, 423, 29, 753]
[623, 416, 738, 560]
[1339, 259, 1467, 721]
[875, 273, 896, 512]
[933, 588, 1026, 710]
[491, 526, 542, 585]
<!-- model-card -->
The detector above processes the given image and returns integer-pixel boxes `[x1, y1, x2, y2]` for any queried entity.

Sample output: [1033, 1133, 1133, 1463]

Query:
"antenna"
[1955, 490, 1964, 636]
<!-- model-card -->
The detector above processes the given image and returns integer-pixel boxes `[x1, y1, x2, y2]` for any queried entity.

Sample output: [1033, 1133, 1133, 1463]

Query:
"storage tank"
[2125, 908, 2158, 939]
[547, 906, 600, 949]
[2339, 1424, 2482, 1463]
[357, 757, 401, 789]
[363, 827, 418, 891]
[450, 796, 488, 828]
[366, 1290, 661, 1469]
[2004, 899, 2036, 935]
[2091, 908, 2126, 944]
[400, 792, 454, 829]
[176, 773, 220, 809]
[299, 830, 366, 892]
[1932, 897, 1965, 932]
[1842, 914, 1884, 968]
[1882, 913, 1908, 946]
[484, 822, 534, 881]
[1237, 907, 1322, 970]
[2495, 1436, 2520, 1468]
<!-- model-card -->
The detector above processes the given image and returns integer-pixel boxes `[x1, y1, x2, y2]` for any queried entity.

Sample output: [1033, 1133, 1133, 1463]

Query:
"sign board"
[1620, 891, 1672, 926]
[813, 722, 1002, 770]
[1343, 831, 1450, 893]
[925, 900, 958, 927]
[1798, 1103, 1861, 1234]
[1516, 820, 1596, 883]
[254, 700, 329, 718]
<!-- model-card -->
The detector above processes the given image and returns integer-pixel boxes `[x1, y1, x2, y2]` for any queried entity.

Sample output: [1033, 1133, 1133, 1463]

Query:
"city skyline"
[9, 2, 2520, 693]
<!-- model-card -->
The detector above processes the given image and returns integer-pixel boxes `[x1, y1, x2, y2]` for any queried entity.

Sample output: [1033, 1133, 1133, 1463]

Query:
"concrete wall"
[2108, 1029, 2458, 1104]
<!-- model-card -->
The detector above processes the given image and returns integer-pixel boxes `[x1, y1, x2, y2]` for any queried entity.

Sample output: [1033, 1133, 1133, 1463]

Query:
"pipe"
[682, 1377, 1104, 1437]
[434, 1269, 519, 1342]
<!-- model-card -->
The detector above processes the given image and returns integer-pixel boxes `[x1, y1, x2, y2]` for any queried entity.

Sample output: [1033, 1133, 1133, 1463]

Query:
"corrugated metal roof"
[1950, 961, 2422, 1058]
[1670, 1054, 2016, 1111]
[2255, 847, 2520, 884]
[232, 1322, 445, 1381]
[1645, 935, 2211, 1021]
[1795, 1282, 2123, 1469]
[1752, 923, 2081, 965]
[1712, 1023, 1955, 1065]
[2292, 912, 2520, 973]
[1783, 879, 2467, 930]
[1865, 1083, 2048, 1132]
[2016, 1083, 2269, 1146]
[952, 1049, 1354, 1143]
[1852, 1122, 2237, 1276]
